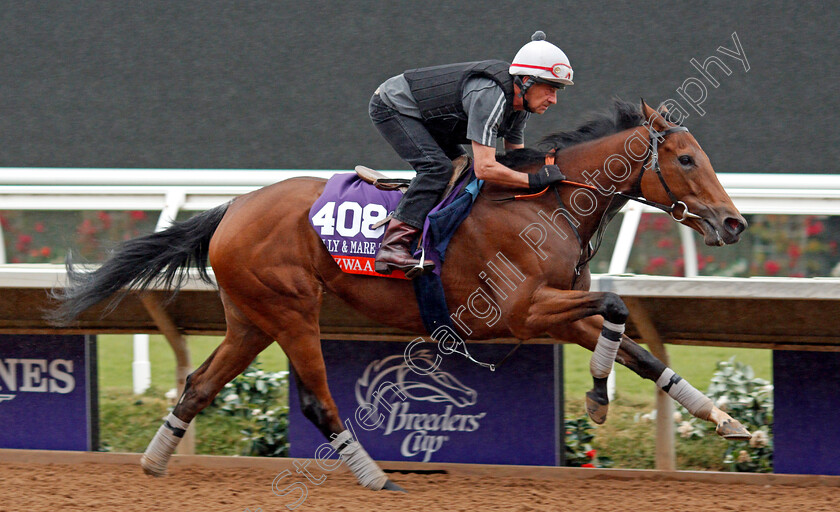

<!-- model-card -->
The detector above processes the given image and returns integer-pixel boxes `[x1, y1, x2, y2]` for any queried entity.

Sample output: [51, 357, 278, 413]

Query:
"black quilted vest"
[403, 60, 516, 144]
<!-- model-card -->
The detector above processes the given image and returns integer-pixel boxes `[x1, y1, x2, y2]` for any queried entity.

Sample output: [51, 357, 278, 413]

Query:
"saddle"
[354, 155, 472, 199]
[311, 156, 482, 277]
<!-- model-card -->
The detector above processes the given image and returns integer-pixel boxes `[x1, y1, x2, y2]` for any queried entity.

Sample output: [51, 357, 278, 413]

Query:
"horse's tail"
[47, 203, 230, 325]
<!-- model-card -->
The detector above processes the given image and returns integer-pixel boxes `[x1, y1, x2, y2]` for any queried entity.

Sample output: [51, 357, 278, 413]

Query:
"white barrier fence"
[3, 169, 840, 398]
[4, 169, 840, 268]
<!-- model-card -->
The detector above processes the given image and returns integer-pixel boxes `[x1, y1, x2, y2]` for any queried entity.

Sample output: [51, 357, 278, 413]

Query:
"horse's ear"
[640, 97, 668, 131]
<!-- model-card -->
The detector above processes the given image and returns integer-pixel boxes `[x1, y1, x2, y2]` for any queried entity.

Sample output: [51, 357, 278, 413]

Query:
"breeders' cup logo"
[354, 350, 485, 462]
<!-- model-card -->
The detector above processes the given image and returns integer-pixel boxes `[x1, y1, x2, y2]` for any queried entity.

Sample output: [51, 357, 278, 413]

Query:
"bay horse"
[50, 99, 750, 491]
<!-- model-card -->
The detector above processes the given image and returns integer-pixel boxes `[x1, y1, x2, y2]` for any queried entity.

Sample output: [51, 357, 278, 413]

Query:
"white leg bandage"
[656, 368, 714, 420]
[330, 430, 388, 491]
[590, 320, 625, 378]
[141, 412, 190, 476]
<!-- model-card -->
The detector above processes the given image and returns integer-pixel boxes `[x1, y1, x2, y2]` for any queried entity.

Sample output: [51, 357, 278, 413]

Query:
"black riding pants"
[369, 93, 466, 229]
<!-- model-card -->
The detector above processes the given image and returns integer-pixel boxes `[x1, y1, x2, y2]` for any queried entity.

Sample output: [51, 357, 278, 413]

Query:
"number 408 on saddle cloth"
[309, 173, 406, 278]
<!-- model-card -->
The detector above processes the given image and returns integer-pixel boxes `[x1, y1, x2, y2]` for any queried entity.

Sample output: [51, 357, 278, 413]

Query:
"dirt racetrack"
[2, 457, 840, 512]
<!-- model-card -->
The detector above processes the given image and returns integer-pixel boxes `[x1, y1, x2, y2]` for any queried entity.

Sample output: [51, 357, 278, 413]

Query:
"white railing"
[4, 169, 838, 274]
[3, 169, 840, 396]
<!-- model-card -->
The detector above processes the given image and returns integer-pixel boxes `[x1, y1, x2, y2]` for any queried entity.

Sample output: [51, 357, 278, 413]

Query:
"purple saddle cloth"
[309, 169, 482, 278]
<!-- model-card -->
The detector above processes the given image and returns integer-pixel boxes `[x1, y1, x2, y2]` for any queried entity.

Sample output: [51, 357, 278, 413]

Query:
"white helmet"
[510, 31, 574, 87]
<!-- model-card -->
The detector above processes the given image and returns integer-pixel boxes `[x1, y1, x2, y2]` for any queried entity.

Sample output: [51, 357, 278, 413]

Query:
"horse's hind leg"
[278, 329, 404, 492]
[141, 293, 274, 476]
[214, 266, 404, 491]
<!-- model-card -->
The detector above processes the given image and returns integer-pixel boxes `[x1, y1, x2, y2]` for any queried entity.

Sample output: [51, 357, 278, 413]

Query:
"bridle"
[486, 121, 704, 285]
[528, 124, 701, 222]
[635, 125, 701, 222]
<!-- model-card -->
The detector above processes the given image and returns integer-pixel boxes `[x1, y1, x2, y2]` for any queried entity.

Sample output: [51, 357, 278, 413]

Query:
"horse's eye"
[678, 155, 694, 166]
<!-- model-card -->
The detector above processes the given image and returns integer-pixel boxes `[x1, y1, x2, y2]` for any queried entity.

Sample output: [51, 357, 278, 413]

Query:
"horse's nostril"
[725, 217, 746, 236]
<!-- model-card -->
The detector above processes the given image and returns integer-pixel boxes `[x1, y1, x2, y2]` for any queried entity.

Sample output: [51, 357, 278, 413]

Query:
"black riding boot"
[374, 220, 435, 279]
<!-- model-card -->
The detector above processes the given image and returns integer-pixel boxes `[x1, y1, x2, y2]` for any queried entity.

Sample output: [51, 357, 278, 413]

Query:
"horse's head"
[638, 99, 747, 246]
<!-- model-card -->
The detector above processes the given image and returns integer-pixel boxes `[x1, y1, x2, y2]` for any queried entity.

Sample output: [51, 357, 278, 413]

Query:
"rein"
[500, 125, 699, 220]
[482, 124, 699, 286]
[567, 125, 698, 222]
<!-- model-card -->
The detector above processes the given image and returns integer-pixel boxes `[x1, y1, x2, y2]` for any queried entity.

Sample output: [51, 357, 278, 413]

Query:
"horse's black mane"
[498, 99, 670, 169]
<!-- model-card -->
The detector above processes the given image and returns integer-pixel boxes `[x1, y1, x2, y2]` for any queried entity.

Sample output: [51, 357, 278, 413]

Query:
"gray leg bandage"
[590, 320, 625, 378]
[331, 430, 388, 491]
[141, 412, 190, 475]
[656, 368, 714, 420]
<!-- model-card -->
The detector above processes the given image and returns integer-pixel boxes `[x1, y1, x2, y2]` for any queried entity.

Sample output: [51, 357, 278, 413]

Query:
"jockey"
[370, 31, 573, 278]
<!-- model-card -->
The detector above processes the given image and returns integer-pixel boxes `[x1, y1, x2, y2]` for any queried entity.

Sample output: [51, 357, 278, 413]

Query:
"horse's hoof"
[716, 418, 752, 440]
[585, 391, 609, 425]
[382, 479, 407, 492]
[140, 455, 166, 477]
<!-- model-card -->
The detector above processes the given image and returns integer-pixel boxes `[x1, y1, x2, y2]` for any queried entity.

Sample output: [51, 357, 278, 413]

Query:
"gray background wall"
[0, 1, 836, 173]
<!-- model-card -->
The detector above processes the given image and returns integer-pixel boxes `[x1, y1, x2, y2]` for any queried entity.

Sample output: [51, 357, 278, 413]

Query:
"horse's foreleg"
[614, 333, 751, 439]
[552, 316, 751, 439]
[141, 297, 274, 477]
[526, 287, 629, 424]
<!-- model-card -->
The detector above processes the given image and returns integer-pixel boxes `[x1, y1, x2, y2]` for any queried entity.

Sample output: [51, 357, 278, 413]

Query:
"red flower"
[657, 238, 674, 249]
[581, 463, 595, 468]
[653, 216, 669, 232]
[34, 222, 45, 233]
[586, 449, 597, 459]
[78, 219, 97, 235]
[0, 215, 9, 229]
[15, 234, 32, 251]
[787, 244, 801, 261]
[637, 214, 651, 234]
[649, 256, 666, 268]
[97, 211, 112, 229]
[806, 221, 824, 237]
[40, 246, 51, 257]
[790, 272, 805, 278]
[764, 260, 781, 275]
[130, 210, 147, 220]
